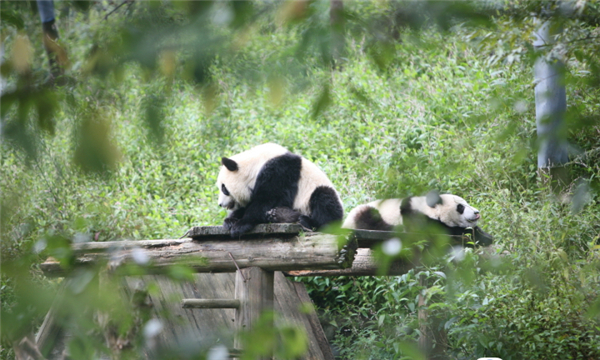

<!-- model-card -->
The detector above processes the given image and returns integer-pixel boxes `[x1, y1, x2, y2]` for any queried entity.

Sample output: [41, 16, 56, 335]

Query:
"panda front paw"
[223, 217, 239, 231]
[474, 226, 494, 246]
[266, 208, 277, 223]
[229, 222, 254, 238]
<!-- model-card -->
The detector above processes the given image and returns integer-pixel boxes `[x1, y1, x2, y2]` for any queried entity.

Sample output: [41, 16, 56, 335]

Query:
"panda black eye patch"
[221, 184, 230, 196]
[456, 204, 465, 214]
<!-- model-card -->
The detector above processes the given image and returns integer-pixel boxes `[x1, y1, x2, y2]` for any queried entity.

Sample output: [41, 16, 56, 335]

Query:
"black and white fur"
[342, 192, 493, 246]
[216, 143, 344, 237]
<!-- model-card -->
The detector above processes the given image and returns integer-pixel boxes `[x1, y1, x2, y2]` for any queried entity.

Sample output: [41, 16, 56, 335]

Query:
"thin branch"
[104, 0, 134, 21]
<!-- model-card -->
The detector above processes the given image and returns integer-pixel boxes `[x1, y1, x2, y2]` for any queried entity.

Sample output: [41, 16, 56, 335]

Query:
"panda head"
[216, 157, 248, 211]
[216, 143, 289, 211]
[424, 193, 481, 229]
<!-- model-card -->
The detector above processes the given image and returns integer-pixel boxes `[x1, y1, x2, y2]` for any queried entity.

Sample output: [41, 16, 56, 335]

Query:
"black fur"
[221, 157, 238, 172]
[400, 196, 415, 217]
[302, 186, 344, 230]
[352, 206, 393, 231]
[472, 226, 494, 246]
[223, 207, 245, 230]
[400, 196, 493, 246]
[228, 153, 302, 237]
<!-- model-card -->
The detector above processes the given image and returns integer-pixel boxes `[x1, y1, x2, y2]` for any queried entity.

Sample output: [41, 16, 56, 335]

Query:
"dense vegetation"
[2, 1, 600, 359]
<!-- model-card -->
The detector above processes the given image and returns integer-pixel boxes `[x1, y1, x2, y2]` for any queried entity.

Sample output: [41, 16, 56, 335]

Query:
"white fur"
[216, 143, 341, 217]
[342, 199, 402, 229]
[342, 194, 480, 229]
[411, 194, 480, 228]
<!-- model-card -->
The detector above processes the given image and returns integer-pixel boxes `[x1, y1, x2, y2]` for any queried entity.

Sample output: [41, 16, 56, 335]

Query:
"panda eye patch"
[456, 204, 465, 214]
[221, 184, 230, 196]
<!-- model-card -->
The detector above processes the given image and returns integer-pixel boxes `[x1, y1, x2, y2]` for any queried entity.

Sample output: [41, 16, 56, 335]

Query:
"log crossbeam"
[40, 225, 357, 277]
[182, 299, 241, 309]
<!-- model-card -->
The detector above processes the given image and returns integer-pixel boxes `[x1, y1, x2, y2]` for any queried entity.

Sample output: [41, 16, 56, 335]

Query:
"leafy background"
[1, 1, 600, 359]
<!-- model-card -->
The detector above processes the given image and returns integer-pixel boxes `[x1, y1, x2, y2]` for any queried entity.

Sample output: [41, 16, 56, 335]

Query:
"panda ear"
[425, 191, 442, 208]
[221, 157, 239, 172]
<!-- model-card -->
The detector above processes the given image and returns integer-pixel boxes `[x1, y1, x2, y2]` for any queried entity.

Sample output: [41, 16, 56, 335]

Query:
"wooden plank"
[182, 299, 240, 309]
[40, 233, 357, 277]
[274, 272, 335, 360]
[35, 280, 71, 357]
[286, 248, 421, 277]
[124, 273, 237, 351]
[291, 281, 335, 360]
[234, 267, 274, 359]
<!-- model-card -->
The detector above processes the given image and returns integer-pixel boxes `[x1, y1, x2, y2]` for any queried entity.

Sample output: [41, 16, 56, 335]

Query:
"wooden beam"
[40, 231, 357, 277]
[182, 299, 241, 309]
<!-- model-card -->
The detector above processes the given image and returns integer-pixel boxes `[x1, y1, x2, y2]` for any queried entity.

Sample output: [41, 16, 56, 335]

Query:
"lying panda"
[342, 192, 493, 246]
[216, 143, 344, 237]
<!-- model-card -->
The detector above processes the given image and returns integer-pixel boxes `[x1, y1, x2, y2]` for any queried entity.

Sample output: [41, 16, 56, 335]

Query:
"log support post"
[234, 267, 274, 359]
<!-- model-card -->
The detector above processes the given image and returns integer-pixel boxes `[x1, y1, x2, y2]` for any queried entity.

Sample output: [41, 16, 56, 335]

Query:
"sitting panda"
[342, 192, 493, 246]
[216, 143, 344, 237]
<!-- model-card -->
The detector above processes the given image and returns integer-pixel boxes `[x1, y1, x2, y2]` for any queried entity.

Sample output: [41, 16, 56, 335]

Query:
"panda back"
[293, 158, 339, 215]
[367, 198, 403, 227]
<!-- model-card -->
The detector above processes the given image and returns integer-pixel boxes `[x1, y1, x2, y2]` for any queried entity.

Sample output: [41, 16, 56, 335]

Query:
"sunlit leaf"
[12, 34, 32, 74]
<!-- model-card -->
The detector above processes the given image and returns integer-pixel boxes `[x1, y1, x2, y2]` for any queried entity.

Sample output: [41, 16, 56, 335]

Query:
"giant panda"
[342, 192, 493, 246]
[216, 143, 344, 237]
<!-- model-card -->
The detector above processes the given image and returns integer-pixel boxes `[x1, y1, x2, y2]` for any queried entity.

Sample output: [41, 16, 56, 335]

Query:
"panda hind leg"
[266, 207, 301, 223]
[354, 206, 393, 231]
[306, 186, 344, 230]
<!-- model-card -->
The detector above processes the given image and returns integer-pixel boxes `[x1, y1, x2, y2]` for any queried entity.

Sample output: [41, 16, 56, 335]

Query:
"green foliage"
[1, 1, 600, 359]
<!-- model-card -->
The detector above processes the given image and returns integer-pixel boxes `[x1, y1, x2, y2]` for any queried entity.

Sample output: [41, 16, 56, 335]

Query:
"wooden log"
[182, 299, 240, 309]
[286, 248, 422, 277]
[40, 231, 357, 277]
[234, 267, 274, 359]
[351, 229, 476, 248]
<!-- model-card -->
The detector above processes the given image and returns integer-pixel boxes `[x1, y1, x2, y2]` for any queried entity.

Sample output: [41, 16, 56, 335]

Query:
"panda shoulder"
[299, 158, 334, 185]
